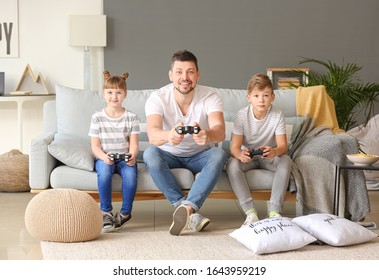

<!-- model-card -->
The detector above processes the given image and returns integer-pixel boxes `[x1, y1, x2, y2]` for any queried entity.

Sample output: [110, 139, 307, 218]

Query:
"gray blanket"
[288, 116, 370, 221]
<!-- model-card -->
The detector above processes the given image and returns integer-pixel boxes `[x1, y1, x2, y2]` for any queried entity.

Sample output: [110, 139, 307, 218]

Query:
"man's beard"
[175, 86, 195, 95]
[175, 81, 195, 95]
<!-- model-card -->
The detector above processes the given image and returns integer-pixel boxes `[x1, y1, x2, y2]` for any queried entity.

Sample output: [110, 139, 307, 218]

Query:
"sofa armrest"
[29, 131, 57, 190]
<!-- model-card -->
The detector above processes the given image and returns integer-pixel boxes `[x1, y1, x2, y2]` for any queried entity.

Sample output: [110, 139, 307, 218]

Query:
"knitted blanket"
[289, 116, 370, 221]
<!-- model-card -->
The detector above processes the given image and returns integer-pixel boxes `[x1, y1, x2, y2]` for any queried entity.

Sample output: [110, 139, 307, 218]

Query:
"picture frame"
[267, 68, 310, 90]
[0, 0, 19, 58]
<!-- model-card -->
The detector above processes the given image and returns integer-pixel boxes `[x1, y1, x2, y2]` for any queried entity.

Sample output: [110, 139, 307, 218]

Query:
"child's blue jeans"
[95, 159, 138, 215]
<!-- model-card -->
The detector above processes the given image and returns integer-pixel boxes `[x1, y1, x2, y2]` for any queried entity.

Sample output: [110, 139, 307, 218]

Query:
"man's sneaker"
[269, 211, 282, 218]
[102, 212, 115, 233]
[188, 213, 211, 232]
[114, 212, 132, 230]
[169, 205, 190, 236]
[241, 212, 259, 227]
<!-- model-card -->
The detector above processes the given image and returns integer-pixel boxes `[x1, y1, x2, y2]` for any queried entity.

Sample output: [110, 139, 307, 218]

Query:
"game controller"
[108, 153, 131, 162]
[175, 126, 201, 135]
[249, 148, 264, 158]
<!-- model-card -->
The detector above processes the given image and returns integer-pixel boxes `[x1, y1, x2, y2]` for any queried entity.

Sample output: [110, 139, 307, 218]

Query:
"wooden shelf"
[267, 67, 310, 90]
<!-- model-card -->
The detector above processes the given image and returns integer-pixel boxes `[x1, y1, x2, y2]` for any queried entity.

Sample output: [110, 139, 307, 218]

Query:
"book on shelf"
[277, 77, 301, 89]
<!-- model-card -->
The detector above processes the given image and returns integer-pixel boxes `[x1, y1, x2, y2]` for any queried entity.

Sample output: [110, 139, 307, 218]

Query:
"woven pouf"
[0, 149, 30, 192]
[25, 188, 102, 243]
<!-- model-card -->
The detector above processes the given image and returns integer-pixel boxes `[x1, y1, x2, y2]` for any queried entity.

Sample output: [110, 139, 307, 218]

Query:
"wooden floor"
[0, 190, 378, 260]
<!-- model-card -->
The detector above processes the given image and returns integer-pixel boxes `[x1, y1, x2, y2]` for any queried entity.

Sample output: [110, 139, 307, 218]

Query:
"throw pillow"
[48, 134, 94, 171]
[285, 116, 306, 145]
[55, 84, 105, 139]
[229, 217, 316, 254]
[292, 213, 378, 246]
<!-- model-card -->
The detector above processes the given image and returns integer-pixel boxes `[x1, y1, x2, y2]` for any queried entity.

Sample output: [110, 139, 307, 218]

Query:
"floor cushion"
[25, 188, 102, 242]
[0, 149, 30, 192]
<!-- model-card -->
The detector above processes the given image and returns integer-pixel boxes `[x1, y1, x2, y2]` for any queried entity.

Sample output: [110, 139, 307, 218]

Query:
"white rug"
[41, 229, 379, 260]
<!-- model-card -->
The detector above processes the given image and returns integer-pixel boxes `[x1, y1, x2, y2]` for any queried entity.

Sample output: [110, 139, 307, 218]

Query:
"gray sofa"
[29, 84, 370, 220]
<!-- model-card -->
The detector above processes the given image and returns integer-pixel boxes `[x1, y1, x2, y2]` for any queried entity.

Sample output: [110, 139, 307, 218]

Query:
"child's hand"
[261, 146, 276, 159]
[127, 154, 136, 166]
[105, 153, 114, 165]
[240, 148, 253, 163]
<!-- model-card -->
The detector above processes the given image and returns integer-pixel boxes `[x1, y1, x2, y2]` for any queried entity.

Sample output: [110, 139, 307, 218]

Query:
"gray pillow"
[55, 84, 105, 139]
[285, 116, 306, 144]
[48, 133, 94, 171]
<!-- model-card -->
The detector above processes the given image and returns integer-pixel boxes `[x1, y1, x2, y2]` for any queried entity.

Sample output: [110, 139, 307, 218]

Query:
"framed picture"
[0, 0, 19, 58]
[267, 68, 309, 90]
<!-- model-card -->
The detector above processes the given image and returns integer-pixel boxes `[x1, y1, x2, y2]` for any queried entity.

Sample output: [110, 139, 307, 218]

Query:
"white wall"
[0, 0, 104, 154]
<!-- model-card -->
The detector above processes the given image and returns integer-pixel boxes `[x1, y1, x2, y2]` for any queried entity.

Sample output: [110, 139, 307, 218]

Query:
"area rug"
[41, 229, 379, 260]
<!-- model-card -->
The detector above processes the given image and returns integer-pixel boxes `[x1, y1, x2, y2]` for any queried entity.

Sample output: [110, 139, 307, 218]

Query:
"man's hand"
[169, 122, 185, 145]
[192, 122, 208, 146]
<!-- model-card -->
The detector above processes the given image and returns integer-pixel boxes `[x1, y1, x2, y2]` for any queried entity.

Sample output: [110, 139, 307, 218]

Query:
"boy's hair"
[247, 73, 273, 94]
[103, 71, 129, 91]
[170, 50, 198, 70]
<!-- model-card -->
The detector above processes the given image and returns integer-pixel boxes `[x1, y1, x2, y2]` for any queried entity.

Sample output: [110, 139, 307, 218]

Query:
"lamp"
[69, 15, 107, 90]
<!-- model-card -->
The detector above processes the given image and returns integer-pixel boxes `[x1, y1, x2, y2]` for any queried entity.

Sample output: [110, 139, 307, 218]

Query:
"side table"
[334, 164, 379, 215]
[0, 94, 56, 152]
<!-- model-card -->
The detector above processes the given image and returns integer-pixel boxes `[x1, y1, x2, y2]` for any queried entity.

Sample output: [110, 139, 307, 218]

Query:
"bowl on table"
[346, 153, 379, 166]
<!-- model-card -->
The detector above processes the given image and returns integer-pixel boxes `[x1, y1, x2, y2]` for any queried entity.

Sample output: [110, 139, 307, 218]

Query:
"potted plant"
[298, 57, 379, 131]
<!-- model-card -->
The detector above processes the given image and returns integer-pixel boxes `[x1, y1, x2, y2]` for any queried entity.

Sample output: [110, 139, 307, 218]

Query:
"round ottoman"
[0, 149, 30, 192]
[25, 188, 102, 243]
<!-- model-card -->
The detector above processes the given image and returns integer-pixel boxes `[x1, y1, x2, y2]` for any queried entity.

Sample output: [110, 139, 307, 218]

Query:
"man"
[143, 50, 226, 236]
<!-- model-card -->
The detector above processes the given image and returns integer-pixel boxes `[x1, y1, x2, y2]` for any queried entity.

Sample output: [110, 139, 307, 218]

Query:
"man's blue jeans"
[143, 146, 227, 212]
[95, 159, 138, 215]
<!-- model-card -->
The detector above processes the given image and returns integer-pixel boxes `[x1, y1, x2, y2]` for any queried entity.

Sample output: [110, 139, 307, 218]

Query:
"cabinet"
[267, 68, 310, 90]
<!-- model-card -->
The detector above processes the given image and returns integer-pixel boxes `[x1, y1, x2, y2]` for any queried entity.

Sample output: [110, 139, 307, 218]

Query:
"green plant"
[298, 57, 379, 131]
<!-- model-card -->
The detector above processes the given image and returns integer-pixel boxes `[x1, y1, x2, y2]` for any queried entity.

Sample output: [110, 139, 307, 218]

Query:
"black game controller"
[175, 126, 201, 135]
[108, 153, 131, 162]
[249, 148, 264, 158]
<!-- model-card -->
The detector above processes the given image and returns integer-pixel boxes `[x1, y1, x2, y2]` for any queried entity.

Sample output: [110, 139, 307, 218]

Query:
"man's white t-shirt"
[145, 83, 223, 157]
[233, 105, 286, 150]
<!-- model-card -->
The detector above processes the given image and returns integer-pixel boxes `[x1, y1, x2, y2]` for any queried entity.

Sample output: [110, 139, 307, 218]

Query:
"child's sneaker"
[269, 211, 282, 218]
[188, 213, 211, 232]
[102, 212, 115, 233]
[242, 212, 259, 227]
[114, 212, 132, 230]
[169, 205, 189, 236]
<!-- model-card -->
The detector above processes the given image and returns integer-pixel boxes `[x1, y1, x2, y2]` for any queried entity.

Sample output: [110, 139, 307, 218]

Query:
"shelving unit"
[267, 67, 310, 90]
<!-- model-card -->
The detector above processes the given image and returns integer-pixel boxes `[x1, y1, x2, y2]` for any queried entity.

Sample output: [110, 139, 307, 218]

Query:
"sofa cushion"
[48, 133, 94, 171]
[272, 88, 297, 117]
[215, 88, 249, 122]
[123, 89, 155, 123]
[50, 164, 194, 192]
[285, 116, 306, 145]
[55, 84, 105, 140]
